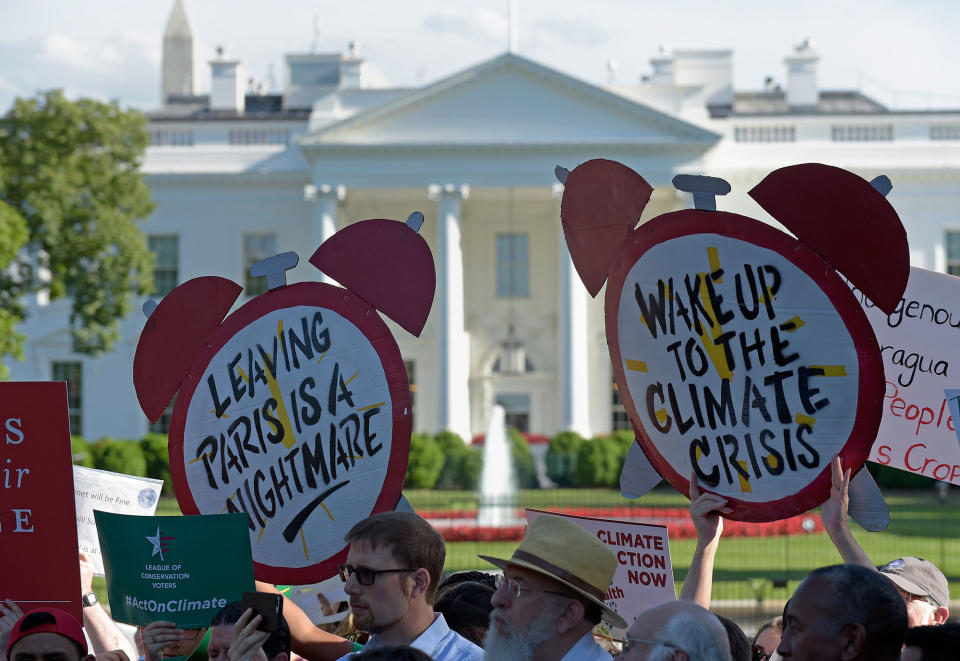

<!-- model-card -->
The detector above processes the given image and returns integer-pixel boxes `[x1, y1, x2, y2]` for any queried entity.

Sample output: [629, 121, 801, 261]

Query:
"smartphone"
[240, 591, 283, 632]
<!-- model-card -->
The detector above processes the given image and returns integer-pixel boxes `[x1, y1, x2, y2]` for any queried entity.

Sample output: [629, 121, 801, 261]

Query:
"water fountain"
[477, 404, 517, 526]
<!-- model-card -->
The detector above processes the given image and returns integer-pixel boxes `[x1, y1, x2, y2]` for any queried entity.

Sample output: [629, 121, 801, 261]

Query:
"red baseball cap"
[5, 608, 88, 657]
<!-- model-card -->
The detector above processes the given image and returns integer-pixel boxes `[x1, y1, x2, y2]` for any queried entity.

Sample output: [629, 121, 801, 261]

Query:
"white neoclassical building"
[11, 1, 960, 443]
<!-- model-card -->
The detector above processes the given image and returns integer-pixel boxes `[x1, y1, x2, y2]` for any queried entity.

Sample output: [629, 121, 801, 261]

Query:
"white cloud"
[423, 7, 509, 44]
[40, 33, 99, 71]
[533, 16, 608, 48]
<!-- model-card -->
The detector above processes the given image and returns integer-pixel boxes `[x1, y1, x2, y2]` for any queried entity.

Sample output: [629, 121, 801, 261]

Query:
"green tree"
[507, 428, 538, 488]
[0, 90, 155, 367]
[575, 436, 622, 487]
[404, 433, 445, 489]
[434, 430, 482, 490]
[545, 430, 585, 487]
[0, 199, 29, 378]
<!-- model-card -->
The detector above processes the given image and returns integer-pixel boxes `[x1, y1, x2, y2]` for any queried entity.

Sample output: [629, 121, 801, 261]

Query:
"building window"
[148, 235, 179, 297]
[733, 126, 796, 142]
[149, 396, 176, 435]
[404, 360, 416, 429]
[946, 231, 960, 276]
[931, 125, 960, 141]
[149, 130, 194, 146]
[612, 381, 631, 431]
[831, 125, 894, 142]
[496, 393, 530, 433]
[496, 233, 529, 298]
[52, 361, 82, 435]
[229, 129, 291, 145]
[244, 233, 277, 296]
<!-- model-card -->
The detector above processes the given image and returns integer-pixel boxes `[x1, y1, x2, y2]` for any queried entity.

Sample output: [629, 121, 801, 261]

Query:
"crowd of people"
[2, 454, 956, 661]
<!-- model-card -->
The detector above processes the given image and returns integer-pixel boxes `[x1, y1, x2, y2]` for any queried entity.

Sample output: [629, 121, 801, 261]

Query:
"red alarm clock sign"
[134, 214, 434, 583]
[557, 161, 909, 522]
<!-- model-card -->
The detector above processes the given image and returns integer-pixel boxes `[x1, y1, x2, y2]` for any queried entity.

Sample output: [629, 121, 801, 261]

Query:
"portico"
[296, 53, 718, 439]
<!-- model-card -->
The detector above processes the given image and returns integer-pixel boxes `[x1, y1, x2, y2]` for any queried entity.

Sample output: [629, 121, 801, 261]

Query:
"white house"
[11, 1, 960, 444]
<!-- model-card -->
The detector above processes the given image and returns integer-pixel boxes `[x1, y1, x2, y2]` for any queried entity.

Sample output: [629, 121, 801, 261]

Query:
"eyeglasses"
[619, 635, 684, 657]
[338, 564, 418, 585]
[895, 587, 940, 608]
[494, 574, 575, 600]
[752, 645, 772, 661]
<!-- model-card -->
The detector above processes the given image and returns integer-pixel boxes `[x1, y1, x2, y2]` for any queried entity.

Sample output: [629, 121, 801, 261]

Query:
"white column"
[555, 183, 591, 436]
[304, 183, 345, 284]
[428, 183, 471, 442]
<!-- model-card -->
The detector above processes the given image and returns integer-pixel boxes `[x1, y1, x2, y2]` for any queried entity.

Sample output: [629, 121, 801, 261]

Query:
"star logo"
[145, 526, 174, 560]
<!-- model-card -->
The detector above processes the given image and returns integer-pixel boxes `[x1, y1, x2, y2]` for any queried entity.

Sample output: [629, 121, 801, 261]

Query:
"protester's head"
[138, 622, 208, 659]
[480, 515, 625, 660]
[352, 645, 434, 660]
[717, 615, 750, 661]
[434, 580, 495, 646]
[901, 622, 960, 661]
[341, 512, 445, 635]
[5, 609, 92, 661]
[752, 617, 782, 661]
[620, 600, 730, 661]
[436, 570, 496, 593]
[777, 564, 906, 661]
[209, 601, 291, 661]
[877, 557, 950, 627]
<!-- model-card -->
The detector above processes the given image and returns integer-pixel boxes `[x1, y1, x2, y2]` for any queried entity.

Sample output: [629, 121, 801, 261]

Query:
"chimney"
[649, 46, 674, 85]
[671, 49, 733, 107]
[785, 39, 819, 109]
[210, 50, 245, 112]
[340, 41, 365, 89]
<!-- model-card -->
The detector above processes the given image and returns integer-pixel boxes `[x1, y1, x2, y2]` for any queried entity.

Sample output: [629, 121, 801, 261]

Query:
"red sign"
[0, 382, 81, 619]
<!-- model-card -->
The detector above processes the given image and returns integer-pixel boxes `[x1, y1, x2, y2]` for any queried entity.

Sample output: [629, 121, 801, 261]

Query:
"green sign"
[95, 511, 254, 627]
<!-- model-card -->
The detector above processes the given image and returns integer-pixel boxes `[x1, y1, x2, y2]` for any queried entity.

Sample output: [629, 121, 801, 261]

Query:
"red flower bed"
[470, 432, 551, 445]
[422, 506, 823, 543]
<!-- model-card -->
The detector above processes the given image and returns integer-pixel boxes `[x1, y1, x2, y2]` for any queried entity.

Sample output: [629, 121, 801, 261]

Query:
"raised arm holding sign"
[821, 457, 950, 627]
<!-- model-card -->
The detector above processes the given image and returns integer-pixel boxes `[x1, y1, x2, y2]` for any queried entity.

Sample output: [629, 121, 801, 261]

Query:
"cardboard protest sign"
[134, 218, 434, 585]
[526, 509, 673, 637]
[0, 382, 81, 618]
[74, 466, 164, 575]
[851, 267, 960, 485]
[96, 511, 254, 627]
[558, 161, 908, 521]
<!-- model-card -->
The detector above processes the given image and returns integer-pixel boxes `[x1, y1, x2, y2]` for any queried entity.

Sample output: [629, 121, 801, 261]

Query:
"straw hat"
[480, 515, 627, 628]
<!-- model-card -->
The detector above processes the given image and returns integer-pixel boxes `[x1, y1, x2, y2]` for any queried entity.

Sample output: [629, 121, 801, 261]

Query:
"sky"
[1, 0, 959, 113]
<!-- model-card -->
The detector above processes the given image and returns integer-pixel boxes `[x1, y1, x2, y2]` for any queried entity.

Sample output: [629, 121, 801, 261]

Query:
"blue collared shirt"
[338, 613, 483, 661]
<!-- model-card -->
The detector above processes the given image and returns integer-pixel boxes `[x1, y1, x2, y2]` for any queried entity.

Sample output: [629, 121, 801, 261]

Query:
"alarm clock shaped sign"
[557, 161, 910, 523]
[133, 213, 434, 584]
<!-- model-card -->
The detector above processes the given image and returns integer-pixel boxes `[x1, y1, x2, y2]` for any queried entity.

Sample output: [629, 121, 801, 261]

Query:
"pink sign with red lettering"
[526, 508, 674, 637]
[1, 382, 81, 619]
[852, 267, 960, 485]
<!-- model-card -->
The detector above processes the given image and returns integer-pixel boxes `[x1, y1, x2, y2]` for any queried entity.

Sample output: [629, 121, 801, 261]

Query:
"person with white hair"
[618, 600, 731, 661]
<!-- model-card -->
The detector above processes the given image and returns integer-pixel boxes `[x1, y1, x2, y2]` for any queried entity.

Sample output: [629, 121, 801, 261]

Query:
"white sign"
[526, 509, 674, 637]
[281, 576, 349, 625]
[851, 267, 960, 485]
[619, 234, 860, 502]
[181, 306, 394, 572]
[73, 465, 164, 576]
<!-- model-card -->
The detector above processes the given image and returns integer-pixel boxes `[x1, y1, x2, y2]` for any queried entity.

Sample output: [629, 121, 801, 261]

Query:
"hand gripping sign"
[555, 161, 909, 524]
[133, 213, 434, 584]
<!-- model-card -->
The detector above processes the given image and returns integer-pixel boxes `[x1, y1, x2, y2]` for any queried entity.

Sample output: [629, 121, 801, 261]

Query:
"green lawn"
[146, 486, 960, 605]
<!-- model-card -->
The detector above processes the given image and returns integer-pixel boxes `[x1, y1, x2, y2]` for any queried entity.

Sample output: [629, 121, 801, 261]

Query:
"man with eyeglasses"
[480, 515, 627, 661]
[618, 600, 730, 661]
[821, 457, 950, 627]
[335, 512, 482, 661]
